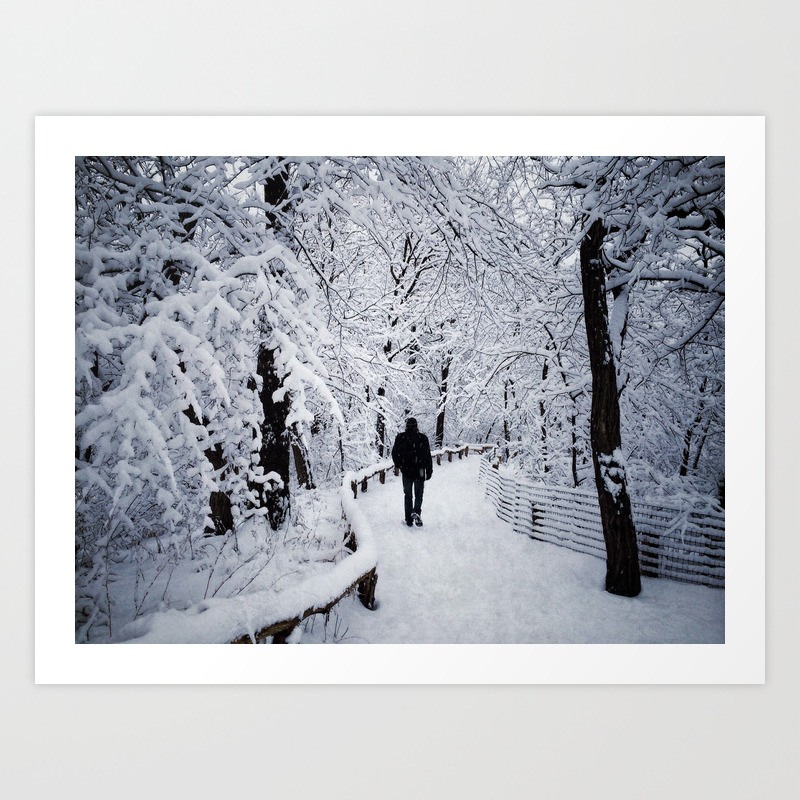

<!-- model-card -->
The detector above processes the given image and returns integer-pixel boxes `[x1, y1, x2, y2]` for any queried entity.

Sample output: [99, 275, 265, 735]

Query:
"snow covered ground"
[301, 456, 724, 644]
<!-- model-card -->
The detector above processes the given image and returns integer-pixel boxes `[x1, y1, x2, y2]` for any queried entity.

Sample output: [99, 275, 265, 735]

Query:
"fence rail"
[479, 454, 725, 588]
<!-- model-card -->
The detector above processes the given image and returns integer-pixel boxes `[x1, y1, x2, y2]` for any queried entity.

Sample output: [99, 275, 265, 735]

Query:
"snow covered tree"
[75, 157, 343, 637]
[580, 219, 641, 595]
[532, 155, 725, 595]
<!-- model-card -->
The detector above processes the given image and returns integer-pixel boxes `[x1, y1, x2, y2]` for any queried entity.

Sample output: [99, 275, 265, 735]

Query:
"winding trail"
[303, 455, 724, 644]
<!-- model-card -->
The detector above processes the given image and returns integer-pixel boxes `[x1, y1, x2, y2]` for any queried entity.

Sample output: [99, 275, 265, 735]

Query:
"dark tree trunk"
[580, 220, 641, 597]
[182, 405, 234, 536]
[503, 380, 512, 460]
[681, 377, 708, 478]
[543, 324, 580, 487]
[435, 358, 450, 449]
[263, 160, 291, 232]
[570, 414, 579, 488]
[204, 439, 234, 535]
[207, 488, 234, 536]
[158, 178, 235, 537]
[376, 386, 387, 457]
[247, 164, 296, 529]
[539, 358, 549, 472]
[679, 428, 694, 478]
[256, 346, 292, 530]
[690, 414, 713, 474]
[291, 427, 315, 490]
[407, 324, 419, 366]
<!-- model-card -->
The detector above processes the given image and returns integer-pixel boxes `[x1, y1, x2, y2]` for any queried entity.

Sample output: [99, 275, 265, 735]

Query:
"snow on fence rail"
[227, 481, 379, 644]
[118, 503, 380, 644]
[478, 454, 725, 588]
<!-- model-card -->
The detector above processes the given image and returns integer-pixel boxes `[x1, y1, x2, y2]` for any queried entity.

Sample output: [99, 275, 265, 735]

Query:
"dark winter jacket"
[392, 422, 433, 480]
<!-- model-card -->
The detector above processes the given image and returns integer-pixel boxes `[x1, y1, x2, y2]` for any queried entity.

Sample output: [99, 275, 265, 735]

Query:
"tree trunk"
[376, 386, 387, 457]
[204, 437, 234, 535]
[503, 380, 512, 460]
[542, 324, 580, 487]
[435, 357, 450, 449]
[167, 189, 235, 536]
[182, 405, 234, 536]
[250, 164, 295, 529]
[690, 414, 713, 474]
[570, 414, 579, 488]
[291, 426, 315, 490]
[681, 377, 708, 477]
[580, 220, 641, 597]
[539, 358, 549, 472]
[263, 160, 291, 233]
[256, 346, 292, 530]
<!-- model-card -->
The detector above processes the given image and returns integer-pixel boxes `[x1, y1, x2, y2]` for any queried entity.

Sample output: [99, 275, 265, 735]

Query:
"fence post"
[272, 621, 298, 644]
[344, 524, 357, 552]
[357, 568, 378, 610]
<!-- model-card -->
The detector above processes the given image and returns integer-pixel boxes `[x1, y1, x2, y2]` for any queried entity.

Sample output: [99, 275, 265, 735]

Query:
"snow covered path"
[302, 456, 725, 644]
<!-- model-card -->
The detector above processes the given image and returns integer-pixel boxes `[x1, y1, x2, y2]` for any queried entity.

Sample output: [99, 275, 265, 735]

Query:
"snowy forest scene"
[74, 154, 726, 646]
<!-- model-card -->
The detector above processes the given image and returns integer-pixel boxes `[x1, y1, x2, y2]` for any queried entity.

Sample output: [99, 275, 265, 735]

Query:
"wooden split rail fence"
[478, 453, 725, 588]
[348, 443, 495, 499]
[231, 443, 493, 643]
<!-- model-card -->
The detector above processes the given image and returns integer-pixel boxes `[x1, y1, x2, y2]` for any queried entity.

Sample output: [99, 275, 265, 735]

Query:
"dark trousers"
[402, 473, 425, 522]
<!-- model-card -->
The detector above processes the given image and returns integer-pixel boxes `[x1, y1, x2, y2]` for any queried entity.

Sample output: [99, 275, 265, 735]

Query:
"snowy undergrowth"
[76, 487, 346, 643]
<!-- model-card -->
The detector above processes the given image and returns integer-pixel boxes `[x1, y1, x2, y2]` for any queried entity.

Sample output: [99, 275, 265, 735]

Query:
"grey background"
[5, 1, 795, 798]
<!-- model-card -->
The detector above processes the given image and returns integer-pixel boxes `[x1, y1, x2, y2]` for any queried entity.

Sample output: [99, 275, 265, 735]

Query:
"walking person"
[391, 417, 433, 527]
